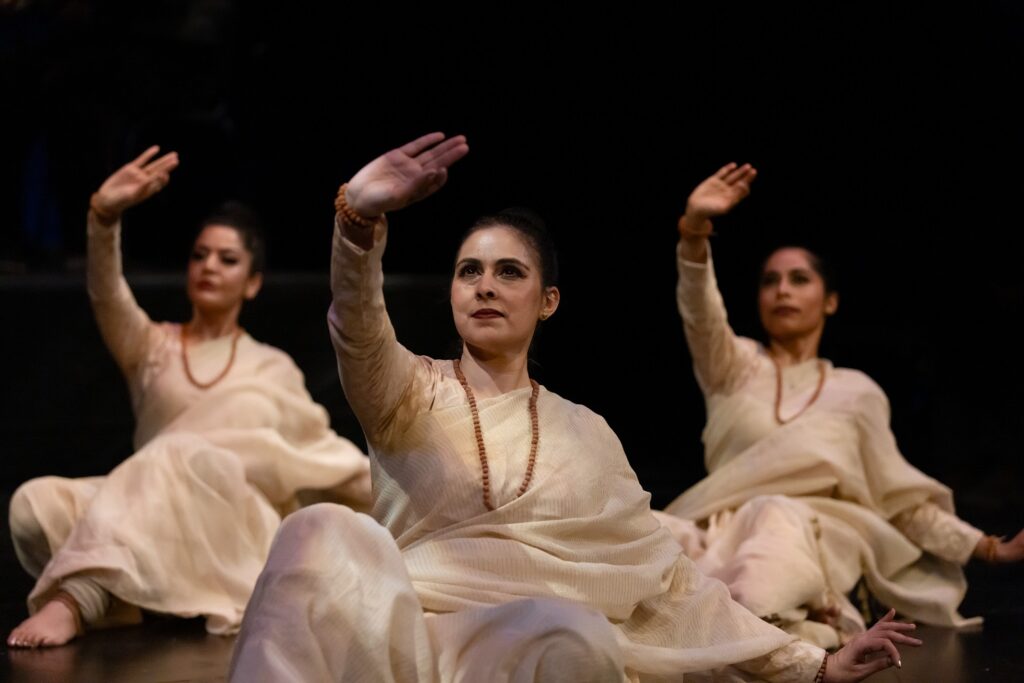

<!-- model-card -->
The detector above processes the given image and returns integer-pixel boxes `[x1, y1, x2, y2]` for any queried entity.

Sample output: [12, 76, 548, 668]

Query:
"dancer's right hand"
[92, 145, 180, 219]
[684, 162, 757, 222]
[823, 609, 922, 682]
[344, 132, 469, 219]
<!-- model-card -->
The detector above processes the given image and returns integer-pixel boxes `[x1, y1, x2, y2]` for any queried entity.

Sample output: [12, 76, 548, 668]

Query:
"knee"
[8, 478, 53, 541]
[278, 503, 357, 539]
[273, 504, 381, 559]
[511, 599, 622, 681]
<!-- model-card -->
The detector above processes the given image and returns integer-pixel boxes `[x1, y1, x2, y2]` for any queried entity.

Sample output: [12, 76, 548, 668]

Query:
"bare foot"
[7, 600, 79, 648]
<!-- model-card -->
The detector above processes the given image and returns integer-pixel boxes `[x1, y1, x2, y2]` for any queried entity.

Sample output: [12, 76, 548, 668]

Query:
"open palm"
[346, 133, 469, 217]
[686, 162, 757, 219]
[93, 146, 180, 217]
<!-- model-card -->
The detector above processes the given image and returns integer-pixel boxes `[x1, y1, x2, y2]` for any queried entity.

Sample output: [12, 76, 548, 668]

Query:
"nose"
[201, 253, 219, 272]
[475, 271, 497, 300]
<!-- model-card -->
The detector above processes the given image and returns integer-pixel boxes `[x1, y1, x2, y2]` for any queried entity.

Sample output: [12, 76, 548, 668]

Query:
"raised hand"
[685, 162, 757, 220]
[345, 133, 469, 218]
[824, 609, 922, 682]
[92, 146, 180, 219]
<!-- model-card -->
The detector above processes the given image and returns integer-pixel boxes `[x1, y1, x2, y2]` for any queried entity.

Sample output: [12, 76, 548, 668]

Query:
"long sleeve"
[736, 640, 825, 682]
[676, 242, 759, 396]
[852, 380, 983, 564]
[891, 502, 983, 565]
[86, 212, 160, 376]
[327, 215, 438, 448]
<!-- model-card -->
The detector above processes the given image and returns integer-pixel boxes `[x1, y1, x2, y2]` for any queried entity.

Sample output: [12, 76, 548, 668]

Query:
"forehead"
[194, 224, 245, 251]
[763, 247, 813, 272]
[457, 226, 536, 265]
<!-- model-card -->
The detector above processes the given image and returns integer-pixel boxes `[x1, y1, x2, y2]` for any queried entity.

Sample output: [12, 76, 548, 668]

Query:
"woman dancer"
[655, 162, 1024, 648]
[8, 146, 371, 648]
[229, 133, 919, 682]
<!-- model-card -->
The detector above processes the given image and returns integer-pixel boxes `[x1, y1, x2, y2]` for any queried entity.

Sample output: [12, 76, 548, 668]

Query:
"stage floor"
[1, 487, 1022, 682]
[1, 619, 1023, 682]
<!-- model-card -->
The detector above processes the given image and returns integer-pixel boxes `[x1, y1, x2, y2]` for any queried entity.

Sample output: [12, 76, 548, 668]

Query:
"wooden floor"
[1, 605, 1022, 682]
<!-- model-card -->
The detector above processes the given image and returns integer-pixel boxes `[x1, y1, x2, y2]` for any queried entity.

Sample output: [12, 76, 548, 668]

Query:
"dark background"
[2, 2, 1023, 537]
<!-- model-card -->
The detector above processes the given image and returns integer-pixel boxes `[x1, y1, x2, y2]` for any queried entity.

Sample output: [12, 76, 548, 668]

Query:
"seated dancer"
[229, 133, 919, 682]
[7, 147, 371, 648]
[654, 162, 1024, 648]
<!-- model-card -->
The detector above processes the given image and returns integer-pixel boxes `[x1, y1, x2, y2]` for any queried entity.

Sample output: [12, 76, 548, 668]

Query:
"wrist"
[336, 183, 381, 228]
[337, 183, 382, 223]
[817, 653, 832, 683]
[89, 193, 121, 227]
[677, 213, 714, 240]
[974, 534, 1002, 563]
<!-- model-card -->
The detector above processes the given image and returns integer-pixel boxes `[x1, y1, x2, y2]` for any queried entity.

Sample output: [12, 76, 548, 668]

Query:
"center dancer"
[230, 133, 918, 682]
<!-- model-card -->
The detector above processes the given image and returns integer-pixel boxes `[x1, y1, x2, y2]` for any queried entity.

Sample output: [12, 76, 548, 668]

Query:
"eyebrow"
[455, 257, 532, 270]
[763, 266, 813, 275]
[194, 246, 242, 254]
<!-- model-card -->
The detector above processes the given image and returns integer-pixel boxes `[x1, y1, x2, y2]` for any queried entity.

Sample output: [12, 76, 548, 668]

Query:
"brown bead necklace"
[772, 355, 827, 425]
[181, 324, 242, 389]
[453, 358, 540, 511]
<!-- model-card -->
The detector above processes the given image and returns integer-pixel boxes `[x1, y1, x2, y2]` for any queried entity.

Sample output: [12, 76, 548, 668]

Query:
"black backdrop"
[2, 3, 1023, 519]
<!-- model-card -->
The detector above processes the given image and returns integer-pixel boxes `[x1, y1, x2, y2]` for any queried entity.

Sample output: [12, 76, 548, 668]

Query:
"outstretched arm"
[328, 133, 469, 446]
[87, 146, 179, 375]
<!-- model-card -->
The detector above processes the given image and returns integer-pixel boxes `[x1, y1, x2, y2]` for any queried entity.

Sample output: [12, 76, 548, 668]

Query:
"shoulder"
[831, 366, 887, 399]
[245, 335, 306, 381]
[830, 366, 892, 419]
[539, 386, 620, 438]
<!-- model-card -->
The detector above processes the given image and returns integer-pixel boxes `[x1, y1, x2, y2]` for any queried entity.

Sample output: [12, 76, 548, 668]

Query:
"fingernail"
[897, 659, 903, 669]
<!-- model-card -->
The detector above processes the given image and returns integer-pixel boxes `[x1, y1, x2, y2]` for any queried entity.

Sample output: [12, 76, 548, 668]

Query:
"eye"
[499, 265, 524, 278]
[790, 271, 811, 285]
[457, 264, 480, 278]
[221, 254, 239, 265]
[760, 272, 780, 287]
[191, 249, 207, 261]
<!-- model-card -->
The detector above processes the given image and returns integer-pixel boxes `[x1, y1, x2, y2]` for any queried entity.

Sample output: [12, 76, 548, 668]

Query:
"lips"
[772, 305, 799, 315]
[471, 308, 504, 319]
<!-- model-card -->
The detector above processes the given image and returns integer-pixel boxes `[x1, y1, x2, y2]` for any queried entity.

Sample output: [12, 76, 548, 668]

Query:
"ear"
[824, 291, 839, 316]
[244, 272, 264, 300]
[539, 286, 561, 321]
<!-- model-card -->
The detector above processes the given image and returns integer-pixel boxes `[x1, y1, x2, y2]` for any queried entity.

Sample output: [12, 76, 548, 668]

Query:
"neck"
[459, 344, 531, 398]
[187, 307, 241, 341]
[768, 328, 822, 367]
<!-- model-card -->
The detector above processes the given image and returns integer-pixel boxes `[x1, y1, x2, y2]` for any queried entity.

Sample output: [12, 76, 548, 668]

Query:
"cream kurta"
[228, 218, 828, 683]
[655, 244, 983, 647]
[8, 215, 370, 634]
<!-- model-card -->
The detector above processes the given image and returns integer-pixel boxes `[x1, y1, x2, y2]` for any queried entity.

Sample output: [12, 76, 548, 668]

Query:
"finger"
[890, 633, 923, 646]
[713, 162, 738, 179]
[722, 163, 754, 185]
[420, 136, 469, 168]
[400, 132, 447, 157]
[132, 145, 161, 167]
[425, 140, 470, 171]
[872, 637, 902, 665]
[857, 655, 895, 677]
[144, 171, 170, 187]
[868, 608, 896, 628]
[145, 152, 180, 175]
[875, 620, 917, 633]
